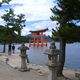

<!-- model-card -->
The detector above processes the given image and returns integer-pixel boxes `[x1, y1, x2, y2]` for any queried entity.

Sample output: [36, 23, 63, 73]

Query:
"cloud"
[10, 0, 54, 21]
[21, 27, 31, 36]
[0, 0, 56, 36]
[22, 20, 58, 36]
[12, 0, 56, 36]
[31, 20, 56, 30]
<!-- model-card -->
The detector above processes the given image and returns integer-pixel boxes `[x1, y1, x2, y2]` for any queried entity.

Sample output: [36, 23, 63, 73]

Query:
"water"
[65, 43, 80, 69]
[0, 42, 80, 69]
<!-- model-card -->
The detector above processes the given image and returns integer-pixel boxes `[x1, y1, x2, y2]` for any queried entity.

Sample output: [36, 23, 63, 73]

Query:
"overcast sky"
[0, 0, 57, 36]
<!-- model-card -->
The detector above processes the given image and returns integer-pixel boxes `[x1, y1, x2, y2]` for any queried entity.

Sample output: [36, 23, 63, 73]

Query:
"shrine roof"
[30, 28, 48, 33]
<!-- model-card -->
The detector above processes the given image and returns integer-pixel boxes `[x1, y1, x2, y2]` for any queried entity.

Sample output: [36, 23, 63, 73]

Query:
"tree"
[14, 14, 26, 36]
[1, 8, 15, 26]
[0, 0, 12, 53]
[0, 0, 11, 6]
[1, 8, 26, 54]
[0, 25, 17, 53]
[51, 0, 80, 76]
[1, 8, 26, 36]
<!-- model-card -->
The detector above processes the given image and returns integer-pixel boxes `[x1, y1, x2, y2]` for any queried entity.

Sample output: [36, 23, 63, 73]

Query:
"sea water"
[0, 42, 80, 69]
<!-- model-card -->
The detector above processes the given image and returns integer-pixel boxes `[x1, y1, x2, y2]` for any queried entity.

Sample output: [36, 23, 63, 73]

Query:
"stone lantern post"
[44, 41, 60, 80]
[18, 43, 29, 72]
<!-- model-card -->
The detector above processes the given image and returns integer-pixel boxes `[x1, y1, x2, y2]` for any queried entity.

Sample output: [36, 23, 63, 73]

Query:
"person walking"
[12, 44, 15, 53]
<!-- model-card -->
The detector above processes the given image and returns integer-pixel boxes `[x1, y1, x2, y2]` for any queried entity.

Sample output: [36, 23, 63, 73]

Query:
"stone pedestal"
[44, 41, 60, 80]
[18, 43, 29, 72]
[48, 64, 58, 80]
[19, 56, 28, 72]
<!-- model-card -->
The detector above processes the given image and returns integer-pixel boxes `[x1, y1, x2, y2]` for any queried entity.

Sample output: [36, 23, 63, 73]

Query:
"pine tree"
[51, 0, 80, 76]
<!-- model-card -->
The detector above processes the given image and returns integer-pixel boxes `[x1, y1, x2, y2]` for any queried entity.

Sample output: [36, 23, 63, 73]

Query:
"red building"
[29, 28, 48, 47]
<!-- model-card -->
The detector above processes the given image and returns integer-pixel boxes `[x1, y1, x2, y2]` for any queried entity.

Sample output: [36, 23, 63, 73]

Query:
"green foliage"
[51, 0, 80, 42]
[0, 26, 28, 43]
[0, 0, 11, 6]
[2, 0, 11, 4]
[50, 0, 80, 76]
[0, 8, 26, 44]
[15, 14, 26, 29]
[51, 0, 80, 24]
[0, 26, 16, 43]
[1, 8, 15, 26]
[52, 24, 80, 43]
[16, 36, 29, 43]
[14, 14, 26, 35]
[1, 8, 26, 35]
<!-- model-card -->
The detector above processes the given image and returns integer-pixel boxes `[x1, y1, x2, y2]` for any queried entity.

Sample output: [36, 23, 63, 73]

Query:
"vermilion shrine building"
[29, 28, 48, 47]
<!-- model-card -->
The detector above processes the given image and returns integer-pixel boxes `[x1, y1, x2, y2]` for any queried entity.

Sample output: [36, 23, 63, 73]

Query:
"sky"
[0, 0, 57, 36]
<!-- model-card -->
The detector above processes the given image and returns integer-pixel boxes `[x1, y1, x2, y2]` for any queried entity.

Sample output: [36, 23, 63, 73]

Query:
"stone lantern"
[44, 41, 60, 80]
[18, 43, 29, 72]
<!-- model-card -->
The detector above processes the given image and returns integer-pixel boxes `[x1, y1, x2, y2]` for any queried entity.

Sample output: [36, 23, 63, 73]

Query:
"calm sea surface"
[0, 42, 80, 69]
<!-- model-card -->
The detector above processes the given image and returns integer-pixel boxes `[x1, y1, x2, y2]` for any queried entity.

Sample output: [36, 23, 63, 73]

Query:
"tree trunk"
[57, 39, 66, 76]
[18, 30, 21, 36]
[3, 43, 6, 53]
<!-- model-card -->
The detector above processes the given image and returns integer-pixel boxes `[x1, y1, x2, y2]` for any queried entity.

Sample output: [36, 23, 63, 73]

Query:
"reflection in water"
[27, 47, 48, 65]
[27, 42, 59, 66]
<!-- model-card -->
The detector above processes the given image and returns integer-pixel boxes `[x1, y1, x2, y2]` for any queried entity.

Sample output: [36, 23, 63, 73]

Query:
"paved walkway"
[0, 61, 48, 80]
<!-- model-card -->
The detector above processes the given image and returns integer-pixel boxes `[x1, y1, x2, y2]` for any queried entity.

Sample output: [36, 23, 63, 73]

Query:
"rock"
[0, 54, 2, 56]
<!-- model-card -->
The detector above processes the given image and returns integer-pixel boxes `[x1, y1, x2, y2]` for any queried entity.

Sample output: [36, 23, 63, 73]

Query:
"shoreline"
[0, 53, 80, 71]
[0, 53, 80, 80]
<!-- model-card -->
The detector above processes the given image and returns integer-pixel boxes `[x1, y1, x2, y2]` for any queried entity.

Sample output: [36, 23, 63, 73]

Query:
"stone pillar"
[18, 43, 29, 72]
[44, 41, 60, 80]
[48, 64, 57, 80]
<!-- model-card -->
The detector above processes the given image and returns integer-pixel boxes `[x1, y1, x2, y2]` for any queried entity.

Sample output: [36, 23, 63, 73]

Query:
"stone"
[18, 43, 29, 72]
[75, 72, 80, 79]
[44, 41, 60, 80]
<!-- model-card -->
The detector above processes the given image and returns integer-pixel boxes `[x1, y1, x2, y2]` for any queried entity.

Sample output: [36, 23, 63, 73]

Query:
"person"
[8, 44, 11, 55]
[12, 44, 15, 53]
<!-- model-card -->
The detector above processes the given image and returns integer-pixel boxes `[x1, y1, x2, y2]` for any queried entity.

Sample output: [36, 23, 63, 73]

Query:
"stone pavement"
[0, 53, 79, 80]
[0, 61, 48, 80]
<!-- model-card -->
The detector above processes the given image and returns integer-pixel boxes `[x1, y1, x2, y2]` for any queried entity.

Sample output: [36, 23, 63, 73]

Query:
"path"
[0, 53, 79, 80]
[0, 61, 48, 80]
